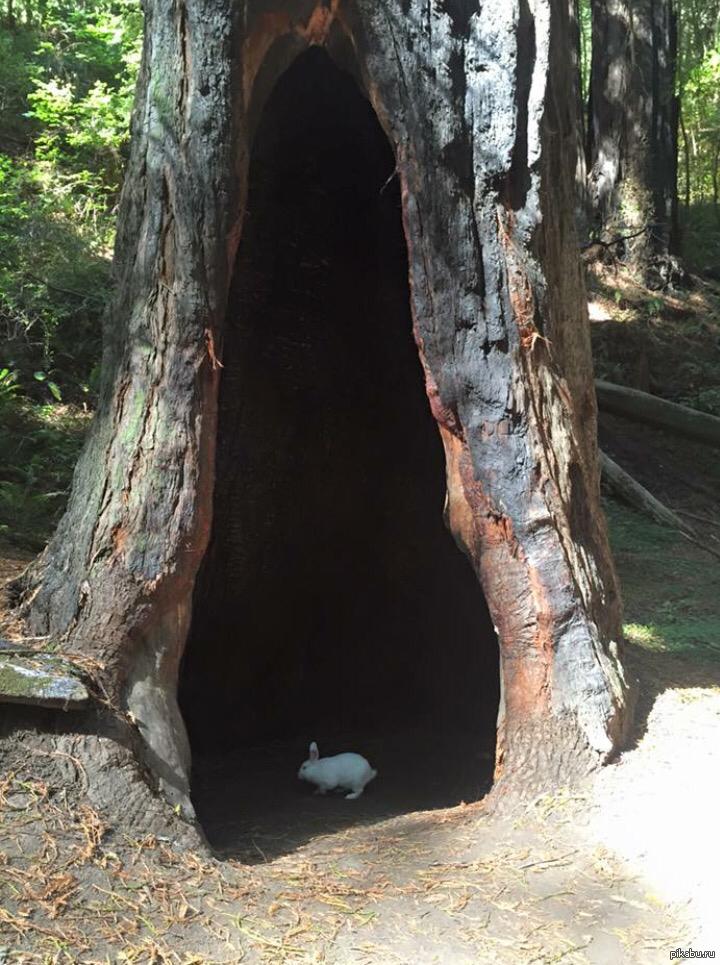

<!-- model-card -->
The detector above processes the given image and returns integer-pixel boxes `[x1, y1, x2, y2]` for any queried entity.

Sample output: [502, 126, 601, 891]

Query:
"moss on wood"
[0, 651, 89, 708]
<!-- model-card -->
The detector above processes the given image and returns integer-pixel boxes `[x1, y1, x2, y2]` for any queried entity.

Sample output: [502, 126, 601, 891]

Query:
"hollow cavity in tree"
[179, 48, 501, 849]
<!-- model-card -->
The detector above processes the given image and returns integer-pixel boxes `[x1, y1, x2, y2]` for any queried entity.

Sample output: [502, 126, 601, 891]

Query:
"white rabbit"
[297, 741, 377, 800]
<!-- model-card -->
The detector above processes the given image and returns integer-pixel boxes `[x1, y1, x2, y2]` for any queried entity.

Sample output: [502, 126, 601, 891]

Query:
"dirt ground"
[1, 474, 718, 964]
[192, 730, 495, 862]
[0, 269, 719, 963]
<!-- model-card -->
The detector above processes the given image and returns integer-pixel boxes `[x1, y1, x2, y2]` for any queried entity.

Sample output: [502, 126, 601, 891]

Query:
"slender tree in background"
[570, 0, 591, 237]
[676, 0, 720, 240]
[587, 0, 680, 283]
[3, 0, 634, 831]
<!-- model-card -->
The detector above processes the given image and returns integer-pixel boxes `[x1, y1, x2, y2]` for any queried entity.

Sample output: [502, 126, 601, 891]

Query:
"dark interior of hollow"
[180, 48, 499, 854]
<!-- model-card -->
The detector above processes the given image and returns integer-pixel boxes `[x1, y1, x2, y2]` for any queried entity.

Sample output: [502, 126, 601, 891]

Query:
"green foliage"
[676, 1, 720, 269]
[0, 25, 35, 146]
[577, 0, 592, 105]
[579, 0, 720, 268]
[33, 369, 62, 400]
[679, 385, 720, 417]
[0, 2, 140, 549]
[680, 202, 720, 274]
[642, 297, 665, 317]
[0, 400, 90, 549]
[0, 366, 21, 404]
[0, 0, 141, 402]
[677, 0, 720, 203]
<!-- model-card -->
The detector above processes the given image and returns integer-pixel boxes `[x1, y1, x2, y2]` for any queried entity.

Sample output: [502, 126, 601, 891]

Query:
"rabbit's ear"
[309, 741, 319, 761]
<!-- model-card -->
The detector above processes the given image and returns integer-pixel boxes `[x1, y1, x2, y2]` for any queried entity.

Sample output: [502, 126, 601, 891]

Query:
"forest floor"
[0, 266, 719, 964]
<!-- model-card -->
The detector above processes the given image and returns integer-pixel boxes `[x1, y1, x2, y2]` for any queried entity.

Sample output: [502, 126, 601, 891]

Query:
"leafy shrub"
[0, 367, 20, 405]
[0, 400, 90, 549]
[0, 1, 141, 403]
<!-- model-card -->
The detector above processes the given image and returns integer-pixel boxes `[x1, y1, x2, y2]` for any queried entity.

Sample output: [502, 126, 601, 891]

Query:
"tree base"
[488, 710, 629, 813]
[0, 706, 203, 849]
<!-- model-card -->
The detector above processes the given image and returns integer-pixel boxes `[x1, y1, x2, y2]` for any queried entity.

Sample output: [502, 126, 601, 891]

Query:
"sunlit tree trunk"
[587, 0, 680, 282]
[570, 0, 591, 239]
[5, 0, 634, 829]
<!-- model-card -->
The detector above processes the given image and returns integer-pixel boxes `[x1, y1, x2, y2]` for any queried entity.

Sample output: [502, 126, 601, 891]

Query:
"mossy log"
[0, 643, 90, 709]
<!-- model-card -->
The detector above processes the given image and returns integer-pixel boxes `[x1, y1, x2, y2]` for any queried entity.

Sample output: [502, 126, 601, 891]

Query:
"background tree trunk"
[570, 0, 591, 240]
[587, 0, 680, 282]
[7, 0, 634, 826]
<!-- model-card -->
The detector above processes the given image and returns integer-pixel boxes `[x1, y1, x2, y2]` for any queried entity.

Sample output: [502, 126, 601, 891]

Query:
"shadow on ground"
[191, 727, 495, 862]
[625, 645, 720, 749]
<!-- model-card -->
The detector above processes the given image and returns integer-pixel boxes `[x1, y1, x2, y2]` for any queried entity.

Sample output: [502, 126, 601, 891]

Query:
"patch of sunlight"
[590, 688, 720, 946]
[624, 622, 666, 651]
[34, 402, 92, 430]
[625, 618, 720, 658]
[675, 687, 720, 701]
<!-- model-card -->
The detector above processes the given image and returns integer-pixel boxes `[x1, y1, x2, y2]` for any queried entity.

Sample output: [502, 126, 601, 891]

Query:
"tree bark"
[8, 0, 634, 824]
[679, 104, 691, 213]
[587, 0, 680, 282]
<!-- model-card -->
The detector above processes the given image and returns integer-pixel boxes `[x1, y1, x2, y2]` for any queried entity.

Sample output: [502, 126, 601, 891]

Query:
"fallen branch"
[678, 530, 720, 562]
[596, 380, 720, 449]
[599, 452, 692, 533]
[676, 508, 720, 530]
[25, 272, 105, 303]
[580, 225, 655, 252]
[600, 452, 720, 562]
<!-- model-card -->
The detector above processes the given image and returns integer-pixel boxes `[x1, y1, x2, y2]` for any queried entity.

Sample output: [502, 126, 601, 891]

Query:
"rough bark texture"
[8, 0, 634, 824]
[587, 0, 680, 282]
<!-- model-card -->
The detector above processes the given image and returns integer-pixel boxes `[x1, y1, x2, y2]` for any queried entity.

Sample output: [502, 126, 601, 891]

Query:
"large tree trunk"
[587, 0, 680, 283]
[5, 0, 634, 827]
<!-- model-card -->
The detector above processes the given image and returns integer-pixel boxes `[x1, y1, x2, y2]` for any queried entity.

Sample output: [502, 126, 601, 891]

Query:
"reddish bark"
[6, 0, 634, 823]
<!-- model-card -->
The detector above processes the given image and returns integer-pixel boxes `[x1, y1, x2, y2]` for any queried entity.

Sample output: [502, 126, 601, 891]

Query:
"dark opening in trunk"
[179, 48, 500, 858]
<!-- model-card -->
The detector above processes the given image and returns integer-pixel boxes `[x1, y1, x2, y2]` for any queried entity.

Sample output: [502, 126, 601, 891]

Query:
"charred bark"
[587, 0, 680, 284]
[8, 0, 634, 825]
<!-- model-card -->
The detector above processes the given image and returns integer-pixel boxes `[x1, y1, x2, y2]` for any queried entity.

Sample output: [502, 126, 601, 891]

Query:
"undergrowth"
[0, 2, 141, 403]
[605, 499, 720, 666]
[588, 264, 720, 415]
[0, 399, 89, 550]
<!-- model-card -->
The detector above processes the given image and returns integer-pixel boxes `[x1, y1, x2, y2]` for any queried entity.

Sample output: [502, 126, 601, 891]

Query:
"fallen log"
[600, 453, 720, 562]
[0, 640, 90, 709]
[595, 380, 720, 448]
[599, 452, 693, 534]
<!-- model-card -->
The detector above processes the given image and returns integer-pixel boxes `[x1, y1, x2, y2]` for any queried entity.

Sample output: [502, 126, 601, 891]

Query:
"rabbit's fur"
[297, 741, 377, 799]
